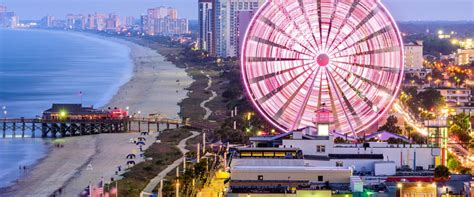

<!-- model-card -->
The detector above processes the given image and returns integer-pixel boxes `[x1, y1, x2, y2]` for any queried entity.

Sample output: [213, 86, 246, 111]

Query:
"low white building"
[250, 130, 441, 174]
[436, 88, 471, 106]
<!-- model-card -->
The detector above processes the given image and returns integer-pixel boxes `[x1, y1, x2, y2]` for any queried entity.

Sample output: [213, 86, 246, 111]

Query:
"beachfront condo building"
[0, 5, 18, 28]
[198, 0, 213, 52]
[142, 7, 188, 36]
[213, 0, 265, 57]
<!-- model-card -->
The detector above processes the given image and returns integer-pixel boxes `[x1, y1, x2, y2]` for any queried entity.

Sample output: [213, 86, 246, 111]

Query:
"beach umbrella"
[138, 137, 146, 141]
[126, 160, 136, 165]
[140, 132, 148, 136]
[136, 141, 145, 146]
[126, 154, 136, 159]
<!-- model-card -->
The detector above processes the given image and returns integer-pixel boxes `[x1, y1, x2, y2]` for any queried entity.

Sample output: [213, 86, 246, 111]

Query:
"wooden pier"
[0, 118, 185, 138]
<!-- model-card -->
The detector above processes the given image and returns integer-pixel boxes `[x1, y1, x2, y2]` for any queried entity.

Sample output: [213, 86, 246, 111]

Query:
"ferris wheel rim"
[240, 0, 405, 135]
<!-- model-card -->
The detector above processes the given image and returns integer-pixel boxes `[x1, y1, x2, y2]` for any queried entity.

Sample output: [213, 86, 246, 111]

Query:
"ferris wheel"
[241, 0, 404, 136]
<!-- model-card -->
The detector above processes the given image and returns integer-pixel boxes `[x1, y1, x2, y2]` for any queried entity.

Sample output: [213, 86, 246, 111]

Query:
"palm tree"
[434, 165, 450, 182]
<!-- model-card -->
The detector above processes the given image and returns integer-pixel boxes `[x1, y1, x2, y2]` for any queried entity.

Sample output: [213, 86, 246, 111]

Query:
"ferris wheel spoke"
[297, 0, 321, 51]
[273, 66, 320, 124]
[325, 69, 357, 136]
[256, 66, 314, 104]
[330, 25, 394, 56]
[331, 68, 375, 111]
[249, 36, 314, 57]
[289, 66, 323, 130]
[316, 0, 324, 48]
[258, 16, 319, 56]
[249, 61, 314, 84]
[333, 65, 393, 95]
[272, 1, 320, 55]
[247, 56, 313, 62]
[324, 0, 341, 49]
[332, 60, 400, 73]
[327, 5, 381, 55]
[324, 70, 342, 131]
[326, 0, 361, 53]
[332, 46, 401, 59]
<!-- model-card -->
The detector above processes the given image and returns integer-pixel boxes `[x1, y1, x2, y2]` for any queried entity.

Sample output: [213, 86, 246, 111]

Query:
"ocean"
[0, 29, 133, 188]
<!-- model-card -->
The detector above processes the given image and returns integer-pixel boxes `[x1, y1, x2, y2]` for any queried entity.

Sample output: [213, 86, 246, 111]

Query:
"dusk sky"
[1, 0, 473, 21]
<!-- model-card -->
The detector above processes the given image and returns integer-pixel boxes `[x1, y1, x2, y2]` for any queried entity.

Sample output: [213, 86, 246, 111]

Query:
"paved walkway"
[142, 131, 200, 195]
[200, 70, 217, 120]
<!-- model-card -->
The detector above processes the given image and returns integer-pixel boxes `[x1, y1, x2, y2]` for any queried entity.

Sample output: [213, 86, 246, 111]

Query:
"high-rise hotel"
[198, 0, 213, 53]
[199, 0, 265, 57]
[142, 7, 188, 36]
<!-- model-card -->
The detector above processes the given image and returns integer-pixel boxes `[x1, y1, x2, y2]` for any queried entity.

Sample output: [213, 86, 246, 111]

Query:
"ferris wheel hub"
[316, 54, 330, 66]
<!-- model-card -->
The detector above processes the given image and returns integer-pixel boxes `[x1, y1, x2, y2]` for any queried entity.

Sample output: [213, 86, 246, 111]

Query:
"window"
[318, 176, 323, 182]
[258, 175, 263, 181]
[336, 161, 343, 167]
[316, 145, 326, 153]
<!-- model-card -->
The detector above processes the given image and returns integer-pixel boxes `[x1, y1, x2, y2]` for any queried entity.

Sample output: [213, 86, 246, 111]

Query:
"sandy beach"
[105, 38, 193, 119]
[0, 35, 193, 196]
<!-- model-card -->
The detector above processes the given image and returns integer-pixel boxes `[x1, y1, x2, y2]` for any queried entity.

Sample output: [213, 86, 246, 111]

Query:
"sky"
[0, 0, 473, 21]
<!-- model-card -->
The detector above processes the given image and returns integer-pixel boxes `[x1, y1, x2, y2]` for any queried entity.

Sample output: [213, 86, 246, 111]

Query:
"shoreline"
[0, 31, 193, 196]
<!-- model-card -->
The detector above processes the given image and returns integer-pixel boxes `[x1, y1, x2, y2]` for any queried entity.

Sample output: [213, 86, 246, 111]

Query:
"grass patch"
[113, 128, 191, 197]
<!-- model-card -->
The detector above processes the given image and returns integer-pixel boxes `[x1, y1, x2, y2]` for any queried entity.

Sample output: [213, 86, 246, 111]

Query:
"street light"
[397, 183, 403, 197]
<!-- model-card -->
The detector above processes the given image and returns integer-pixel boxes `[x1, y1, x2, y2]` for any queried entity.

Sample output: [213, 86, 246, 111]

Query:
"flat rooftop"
[232, 166, 351, 171]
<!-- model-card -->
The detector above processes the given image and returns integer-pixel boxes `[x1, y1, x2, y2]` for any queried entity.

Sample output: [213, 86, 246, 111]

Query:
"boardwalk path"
[142, 131, 200, 194]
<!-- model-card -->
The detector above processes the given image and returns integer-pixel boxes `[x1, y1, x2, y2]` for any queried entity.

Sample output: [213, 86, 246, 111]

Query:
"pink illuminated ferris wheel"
[241, 0, 404, 136]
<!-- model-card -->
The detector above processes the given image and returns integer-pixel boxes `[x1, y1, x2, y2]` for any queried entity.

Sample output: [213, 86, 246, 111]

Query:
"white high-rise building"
[214, 0, 264, 57]
[198, 0, 213, 51]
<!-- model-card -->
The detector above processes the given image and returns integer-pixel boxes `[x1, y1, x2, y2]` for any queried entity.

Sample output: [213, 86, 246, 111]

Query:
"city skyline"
[1, 0, 473, 21]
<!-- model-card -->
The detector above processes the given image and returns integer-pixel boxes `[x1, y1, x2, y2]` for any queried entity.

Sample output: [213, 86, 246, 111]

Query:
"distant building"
[404, 41, 424, 69]
[105, 14, 121, 32]
[435, 88, 471, 106]
[124, 16, 135, 27]
[236, 10, 256, 56]
[142, 7, 188, 36]
[404, 41, 431, 78]
[86, 14, 95, 30]
[455, 49, 474, 65]
[0, 6, 19, 28]
[40, 15, 55, 28]
[66, 14, 86, 29]
[94, 13, 107, 31]
[198, 0, 213, 51]
[213, 0, 264, 57]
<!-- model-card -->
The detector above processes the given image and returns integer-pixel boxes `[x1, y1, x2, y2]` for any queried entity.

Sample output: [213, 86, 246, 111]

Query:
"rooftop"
[232, 165, 351, 171]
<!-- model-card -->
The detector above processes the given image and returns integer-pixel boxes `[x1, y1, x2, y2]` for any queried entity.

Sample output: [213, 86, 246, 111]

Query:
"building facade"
[404, 41, 424, 69]
[143, 7, 188, 36]
[0, 5, 18, 28]
[214, 0, 264, 57]
[455, 49, 474, 65]
[435, 88, 471, 106]
[198, 0, 213, 51]
[236, 10, 256, 56]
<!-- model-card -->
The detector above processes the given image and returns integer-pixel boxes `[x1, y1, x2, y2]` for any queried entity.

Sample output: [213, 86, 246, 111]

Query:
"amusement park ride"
[240, 0, 405, 137]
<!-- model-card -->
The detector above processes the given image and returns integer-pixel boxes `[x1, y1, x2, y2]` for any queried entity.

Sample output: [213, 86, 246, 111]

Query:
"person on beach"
[23, 165, 26, 172]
